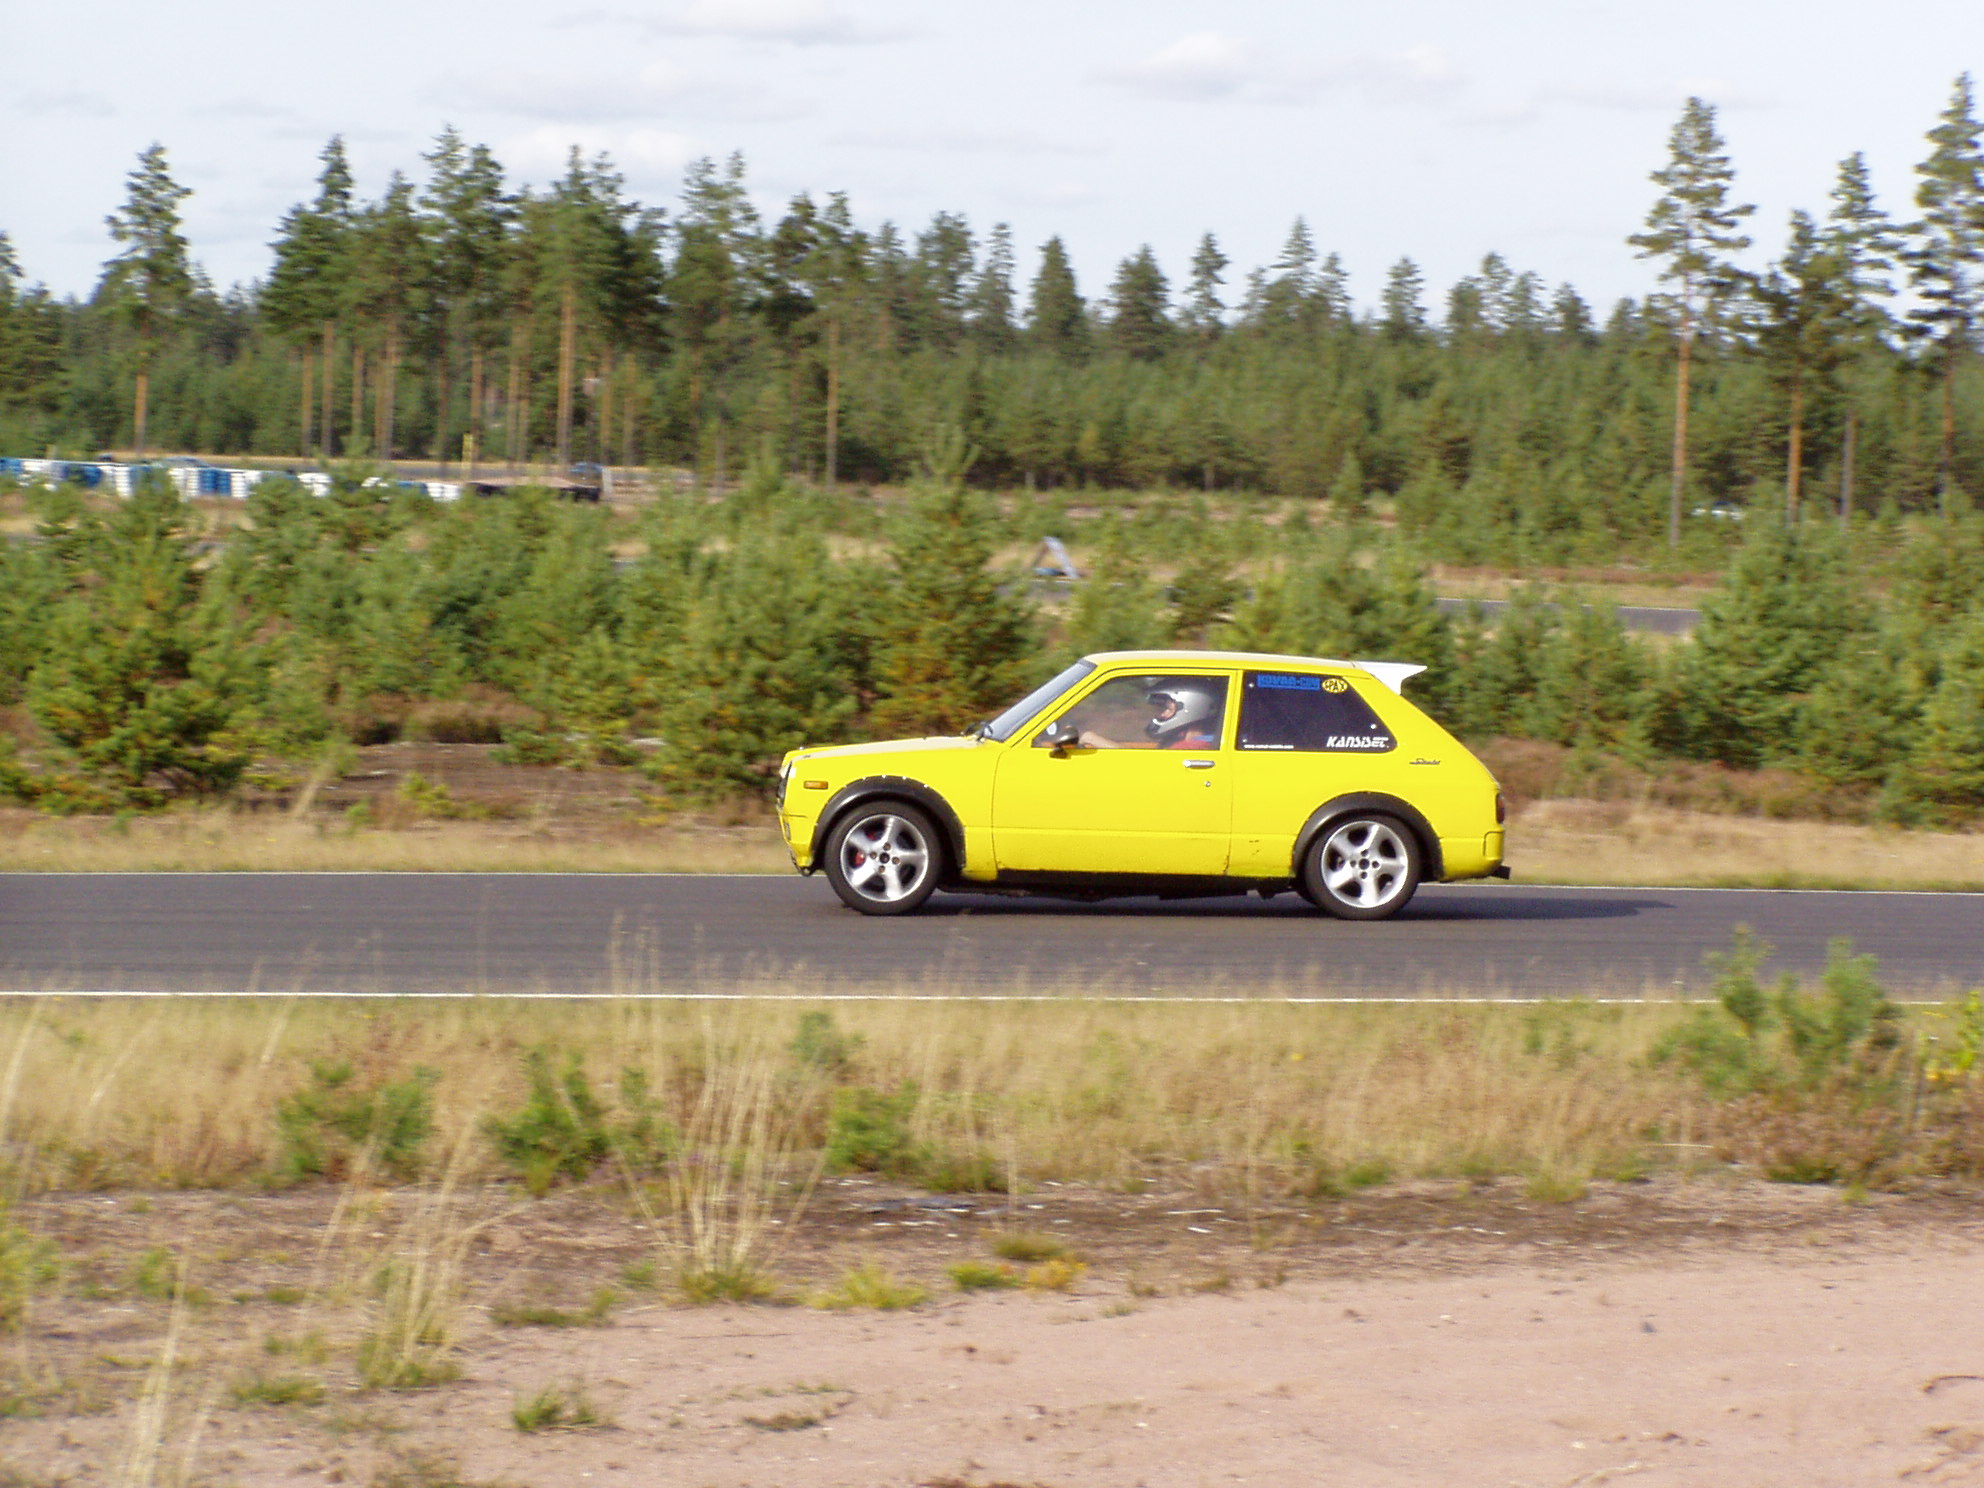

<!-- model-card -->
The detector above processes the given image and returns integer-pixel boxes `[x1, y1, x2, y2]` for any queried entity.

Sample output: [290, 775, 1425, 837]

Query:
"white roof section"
[1079, 651, 1427, 695]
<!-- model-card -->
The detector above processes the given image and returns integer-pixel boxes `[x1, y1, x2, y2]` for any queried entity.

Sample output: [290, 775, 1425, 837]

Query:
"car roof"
[1079, 650, 1427, 695]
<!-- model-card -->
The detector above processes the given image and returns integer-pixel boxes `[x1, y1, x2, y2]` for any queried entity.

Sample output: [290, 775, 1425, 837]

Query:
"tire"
[822, 801, 945, 916]
[1300, 813, 1422, 921]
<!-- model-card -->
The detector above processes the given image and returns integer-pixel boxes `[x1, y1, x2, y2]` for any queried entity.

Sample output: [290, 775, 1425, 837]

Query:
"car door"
[1226, 668, 1406, 874]
[990, 670, 1235, 875]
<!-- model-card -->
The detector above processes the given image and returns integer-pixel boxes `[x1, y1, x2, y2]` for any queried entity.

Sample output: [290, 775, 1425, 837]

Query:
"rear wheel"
[823, 802, 944, 916]
[1300, 813, 1422, 921]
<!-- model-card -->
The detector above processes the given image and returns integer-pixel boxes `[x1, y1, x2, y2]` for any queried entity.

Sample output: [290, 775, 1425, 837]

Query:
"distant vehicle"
[1691, 500, 1745, 521]
[777, 650, 1507, 920]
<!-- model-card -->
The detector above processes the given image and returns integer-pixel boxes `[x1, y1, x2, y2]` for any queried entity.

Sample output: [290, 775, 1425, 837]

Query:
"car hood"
[786, 736, 989, 765]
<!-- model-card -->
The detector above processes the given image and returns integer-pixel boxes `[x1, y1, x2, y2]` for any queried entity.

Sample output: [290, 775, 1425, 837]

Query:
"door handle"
[1183, 758, 1215, 769]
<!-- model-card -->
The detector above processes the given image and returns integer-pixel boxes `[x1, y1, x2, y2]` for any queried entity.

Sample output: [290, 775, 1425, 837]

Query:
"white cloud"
[1106, 32, 1260, 101]
[1104, 35, 1468, 106]
[1537, 78, 1772, 114]
[559, 0, 904, 45]
[831, 124, 1102, 157]
[503, 124, 698, 185]
[431, 59, 810, 124]
[18, 90, 115, 118]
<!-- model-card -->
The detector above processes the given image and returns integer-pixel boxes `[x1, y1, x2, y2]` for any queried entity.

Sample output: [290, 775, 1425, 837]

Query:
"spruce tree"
[1900, 74, 1984, 515]
[1379, 259, 1427, 341]
[98, 144, 195, 457]
[1026, 236, 1088, 359]
[1629, 97, 1755, 546]
[969, 222, 1019, 351]
[1180, 232, 1227, 340]
[1106, 245, 1171, 360]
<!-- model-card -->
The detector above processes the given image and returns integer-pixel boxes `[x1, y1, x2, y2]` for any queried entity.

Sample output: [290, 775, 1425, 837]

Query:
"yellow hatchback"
[776, 650, 1507, 919]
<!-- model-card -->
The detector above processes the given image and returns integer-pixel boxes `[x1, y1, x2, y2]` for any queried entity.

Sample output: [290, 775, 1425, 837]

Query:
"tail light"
[1495, 792, 1506, 825]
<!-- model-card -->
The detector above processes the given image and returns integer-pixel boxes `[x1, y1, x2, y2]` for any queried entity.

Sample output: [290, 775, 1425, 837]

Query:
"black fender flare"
[811, 777, 969, 880]
[1291, 793, 1444, 882]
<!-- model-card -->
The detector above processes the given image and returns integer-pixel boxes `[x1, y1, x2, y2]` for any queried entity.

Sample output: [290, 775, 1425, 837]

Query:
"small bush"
[948, 1261, 1019, 1292]
[676, 1263, 778, 1306]
[512, 1381, 604, 1433]
[229, 1371, 325, 1408]
[0, 1216, 57, 1332]
[1024, 1258, 1087, 1293]
[491, 1288, 615, 1328]
[276, 1059, 438, 1182]
[810, 1262, 927, 1311]
[991, 1231, 1066, 1264]
[823, 1083, 920, 1175]
[788, 1009, 862, 1079]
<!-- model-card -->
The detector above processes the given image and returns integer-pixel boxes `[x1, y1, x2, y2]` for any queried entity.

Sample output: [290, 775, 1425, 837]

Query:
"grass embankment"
[0, 996, 1678, 1194]
[3, 980, 1980, 1199]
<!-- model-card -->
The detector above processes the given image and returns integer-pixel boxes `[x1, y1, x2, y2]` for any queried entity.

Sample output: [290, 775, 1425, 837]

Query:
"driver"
[1078, 684, 1222, 750]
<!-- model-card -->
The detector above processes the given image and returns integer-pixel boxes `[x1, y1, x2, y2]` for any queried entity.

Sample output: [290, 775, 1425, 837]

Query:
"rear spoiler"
[1353, 661, 1427, 696]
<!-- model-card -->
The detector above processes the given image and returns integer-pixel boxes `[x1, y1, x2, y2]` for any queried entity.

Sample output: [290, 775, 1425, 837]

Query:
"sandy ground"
[7, 1180, 1984, 1486]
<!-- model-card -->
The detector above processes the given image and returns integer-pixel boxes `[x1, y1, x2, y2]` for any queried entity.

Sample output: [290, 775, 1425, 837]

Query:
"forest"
[2, 83, 1983, 562]
[2, 85, 1983, 823]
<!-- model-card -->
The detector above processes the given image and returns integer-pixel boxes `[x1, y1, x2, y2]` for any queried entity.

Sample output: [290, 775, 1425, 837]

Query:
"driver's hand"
[1078, 729, 1112, 749]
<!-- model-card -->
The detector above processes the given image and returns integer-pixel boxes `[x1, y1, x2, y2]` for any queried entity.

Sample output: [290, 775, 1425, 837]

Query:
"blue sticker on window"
[1255, 673, 1322, 691]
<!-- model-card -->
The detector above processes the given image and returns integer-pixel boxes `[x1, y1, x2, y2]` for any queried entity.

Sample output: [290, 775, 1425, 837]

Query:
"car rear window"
[1236, 671, 1396, 753]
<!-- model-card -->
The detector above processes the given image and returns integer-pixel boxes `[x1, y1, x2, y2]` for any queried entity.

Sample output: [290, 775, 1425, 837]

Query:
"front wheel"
[1300, 813, 1422, 921]
[823, 802, 945, 916]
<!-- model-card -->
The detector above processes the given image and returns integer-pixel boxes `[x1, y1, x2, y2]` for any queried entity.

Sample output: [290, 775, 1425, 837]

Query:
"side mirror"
[1038, 720, 1080, 752]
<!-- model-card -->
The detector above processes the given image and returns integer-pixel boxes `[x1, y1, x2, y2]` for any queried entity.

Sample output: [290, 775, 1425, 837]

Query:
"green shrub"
[948, 1260, 1019, 1292]
[788, 1009, 862, 1079]
[276, 1059, 438, 1182]
[0, 1215, 57, 1332]
[483, 1050, 673, 1196]
[823, 1083, 920, 1175]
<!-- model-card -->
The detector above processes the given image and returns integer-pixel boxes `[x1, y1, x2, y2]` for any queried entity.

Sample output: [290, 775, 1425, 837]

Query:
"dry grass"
[1512, 799, 1984, 891]
[0, 810, 790, 875]
[0, 994, 1696, 1196]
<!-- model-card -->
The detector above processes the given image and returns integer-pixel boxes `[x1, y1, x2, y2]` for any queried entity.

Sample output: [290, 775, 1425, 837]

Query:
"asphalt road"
[2, 873, 1979, 998]
[1435, 597, 1701, 635]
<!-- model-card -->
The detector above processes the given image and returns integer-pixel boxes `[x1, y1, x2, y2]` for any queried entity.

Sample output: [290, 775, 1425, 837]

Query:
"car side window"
[1235, 671, 1396, 753]
[1037, 674, 1230, 749]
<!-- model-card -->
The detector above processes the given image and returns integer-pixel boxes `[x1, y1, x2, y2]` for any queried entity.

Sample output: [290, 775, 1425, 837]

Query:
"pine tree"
[1254, 218, 1318, 333]
[1180, 232, 1227, 340]
[265, 138, 357, 457]
[1106, 245, 1171, 360]
[1822, 152, 1900, 521]
[1751, 211, 1858, 517]
[1026, 236, 1088, 359]
[98, 144, 196, 457]
[348, 172, 428, 460]
[1900, 74, 1984, 515]
[22, 482, 260, 809]
[1629, 97, 1755, 546]
[422, 128, 515, 471]
[908, 210, 974, 350]
[871, 440, 1036, 736]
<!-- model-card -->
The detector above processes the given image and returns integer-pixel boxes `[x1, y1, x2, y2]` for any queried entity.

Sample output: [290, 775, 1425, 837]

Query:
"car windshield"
[977, 660, 1096, 742]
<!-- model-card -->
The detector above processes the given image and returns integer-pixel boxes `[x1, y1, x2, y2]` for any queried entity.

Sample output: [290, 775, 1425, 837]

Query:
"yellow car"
[776, 650, 1507, 919]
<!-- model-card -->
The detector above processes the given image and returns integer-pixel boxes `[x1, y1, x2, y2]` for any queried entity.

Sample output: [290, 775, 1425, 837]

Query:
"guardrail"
[0, 457, 464, 503]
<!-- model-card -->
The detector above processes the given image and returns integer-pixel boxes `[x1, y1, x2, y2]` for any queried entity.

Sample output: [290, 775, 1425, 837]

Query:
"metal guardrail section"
[0, 457, 463, 503]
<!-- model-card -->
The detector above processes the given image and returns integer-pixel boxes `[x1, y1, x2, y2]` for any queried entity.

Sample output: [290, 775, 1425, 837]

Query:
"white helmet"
[1144, 684, 1220, 743]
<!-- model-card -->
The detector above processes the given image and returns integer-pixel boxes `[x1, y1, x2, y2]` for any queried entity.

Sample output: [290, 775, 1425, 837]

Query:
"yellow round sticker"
[1321, 677, 1348, 693]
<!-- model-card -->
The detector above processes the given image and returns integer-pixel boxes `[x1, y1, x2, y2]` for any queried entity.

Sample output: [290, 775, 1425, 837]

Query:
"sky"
[4, 0, 1980, 315]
